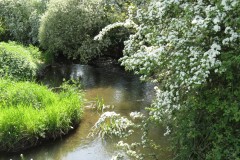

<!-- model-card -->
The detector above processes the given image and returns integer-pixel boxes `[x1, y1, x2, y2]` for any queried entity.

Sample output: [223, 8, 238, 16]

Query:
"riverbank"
[0, 79, 84, 152]
[0, 64, 171, 160]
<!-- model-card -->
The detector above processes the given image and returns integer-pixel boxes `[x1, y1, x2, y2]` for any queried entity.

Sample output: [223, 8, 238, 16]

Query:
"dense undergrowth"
[0, 0, 47, 44]
[172, 84, 240, 159]
[0, 41, 44, 80]
[0, 79, 84, 152]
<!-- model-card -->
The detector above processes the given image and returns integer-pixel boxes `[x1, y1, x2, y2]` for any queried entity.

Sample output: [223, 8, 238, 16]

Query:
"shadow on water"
[0, 64, 171, 160]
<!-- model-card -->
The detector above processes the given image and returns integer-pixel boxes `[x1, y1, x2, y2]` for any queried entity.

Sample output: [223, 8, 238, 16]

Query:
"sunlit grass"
[0, 79, 84, 152]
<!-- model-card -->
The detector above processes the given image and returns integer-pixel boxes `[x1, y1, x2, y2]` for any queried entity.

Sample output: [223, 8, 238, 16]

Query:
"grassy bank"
[0, 79, 84, 152]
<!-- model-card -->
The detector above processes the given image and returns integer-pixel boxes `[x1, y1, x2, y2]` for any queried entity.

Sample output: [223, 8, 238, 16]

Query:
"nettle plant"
[95, 0, 240, 159]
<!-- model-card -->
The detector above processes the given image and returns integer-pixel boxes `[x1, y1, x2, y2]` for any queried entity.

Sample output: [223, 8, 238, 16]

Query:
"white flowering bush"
[92, 110, 164, 159]
[90, 112, 134, 138]
[96, 0, 240, 159]
[0, 0, 47, 44]
[97, 0, 239, 119]
[129, 111, 144, 120]
[120, 0, 240, 122]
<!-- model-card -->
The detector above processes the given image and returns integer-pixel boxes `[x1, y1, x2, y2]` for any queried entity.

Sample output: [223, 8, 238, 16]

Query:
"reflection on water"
[0, 64, 170, 160]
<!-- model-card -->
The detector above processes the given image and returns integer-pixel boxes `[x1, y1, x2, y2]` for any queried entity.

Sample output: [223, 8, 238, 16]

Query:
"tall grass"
[0, 79, 84, 152]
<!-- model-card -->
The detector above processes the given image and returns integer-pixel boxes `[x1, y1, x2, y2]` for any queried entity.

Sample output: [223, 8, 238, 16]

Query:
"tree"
[39, 0, 112, 63]
[0, 0, 47, 44]
[96, 0, 240, 159]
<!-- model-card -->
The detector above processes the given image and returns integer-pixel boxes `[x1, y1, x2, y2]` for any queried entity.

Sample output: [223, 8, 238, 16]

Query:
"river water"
[0, 64, 171, 160]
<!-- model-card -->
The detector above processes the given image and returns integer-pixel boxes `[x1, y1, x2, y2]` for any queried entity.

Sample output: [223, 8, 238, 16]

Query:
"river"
[0, 64, 171, 160]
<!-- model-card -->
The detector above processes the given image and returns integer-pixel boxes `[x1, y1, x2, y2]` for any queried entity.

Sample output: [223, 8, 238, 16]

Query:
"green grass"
[0, 79, 84, 152]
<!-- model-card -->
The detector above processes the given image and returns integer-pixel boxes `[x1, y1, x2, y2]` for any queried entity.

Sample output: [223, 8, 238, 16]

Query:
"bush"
[0, 41, 43, 80]
[0, 79, 84, 152]
[39, 0, 112, 63]
[0, 0, 48, 44]
[172, 84, 240, 159]
[96, 0, 240, 159]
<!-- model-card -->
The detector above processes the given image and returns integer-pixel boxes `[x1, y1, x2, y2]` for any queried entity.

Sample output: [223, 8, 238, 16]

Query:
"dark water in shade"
[0, 64, 171, 160]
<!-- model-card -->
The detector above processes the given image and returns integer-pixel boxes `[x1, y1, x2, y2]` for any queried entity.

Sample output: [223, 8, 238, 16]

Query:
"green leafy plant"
[0, 0, 48, 44]
[0, 41, 44, 80]
[95, 96, 105, 112]
[39, 0, 112, 63]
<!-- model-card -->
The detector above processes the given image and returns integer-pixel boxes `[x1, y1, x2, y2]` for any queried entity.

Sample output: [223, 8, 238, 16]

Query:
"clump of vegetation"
[0, 79, 84, 152]
[90, 111, 134, 138]
[172, 85, 240, 159]
[39, 0, 112, 63]
[0, 0, 48, 44]
[96, 0, 240, 159]
[0, 41, 45, 80]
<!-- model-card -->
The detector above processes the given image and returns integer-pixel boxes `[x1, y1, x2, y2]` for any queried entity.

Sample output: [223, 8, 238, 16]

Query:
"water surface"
[0, 64, 170, 160]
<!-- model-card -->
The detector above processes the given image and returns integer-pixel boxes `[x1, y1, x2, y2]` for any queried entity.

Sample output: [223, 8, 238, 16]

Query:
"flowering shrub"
[96, 0, 240, 159]
[0, 0, 47, 44]
[90, 112, 134, 138]
[129, 111, 144, 120]
[119, 0, 239, 122]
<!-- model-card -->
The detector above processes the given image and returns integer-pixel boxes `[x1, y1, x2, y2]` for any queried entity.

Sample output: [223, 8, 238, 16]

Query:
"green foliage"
[98, 0, 150, 59]
[39, 0, 112, 63]
[101, 0, 149, 22]
[96, 0, 240, 159]
[172, 84, 240, 160]
[0, 41, 44, 80]
[95, 96, 105, 112]
[172, 41, 240, 159]
[0, 0, 47, 44]
[0, 19, 7, 41]
[0, 79, 84, 152]
[39, 0, 148, 62]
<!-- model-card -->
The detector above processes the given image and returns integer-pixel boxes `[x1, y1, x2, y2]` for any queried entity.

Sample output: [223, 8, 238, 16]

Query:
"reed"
[0, 79, 84, 152]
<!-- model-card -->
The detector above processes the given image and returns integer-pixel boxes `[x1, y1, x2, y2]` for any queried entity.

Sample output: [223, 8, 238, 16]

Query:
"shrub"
[0, 41, 43, 80]
[0, 79, 84, 152]
[172, 84, 240, 159]
[96, 0, 240, 159]
[39, 0, 112, 63]
[0, 0, 48, 44]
